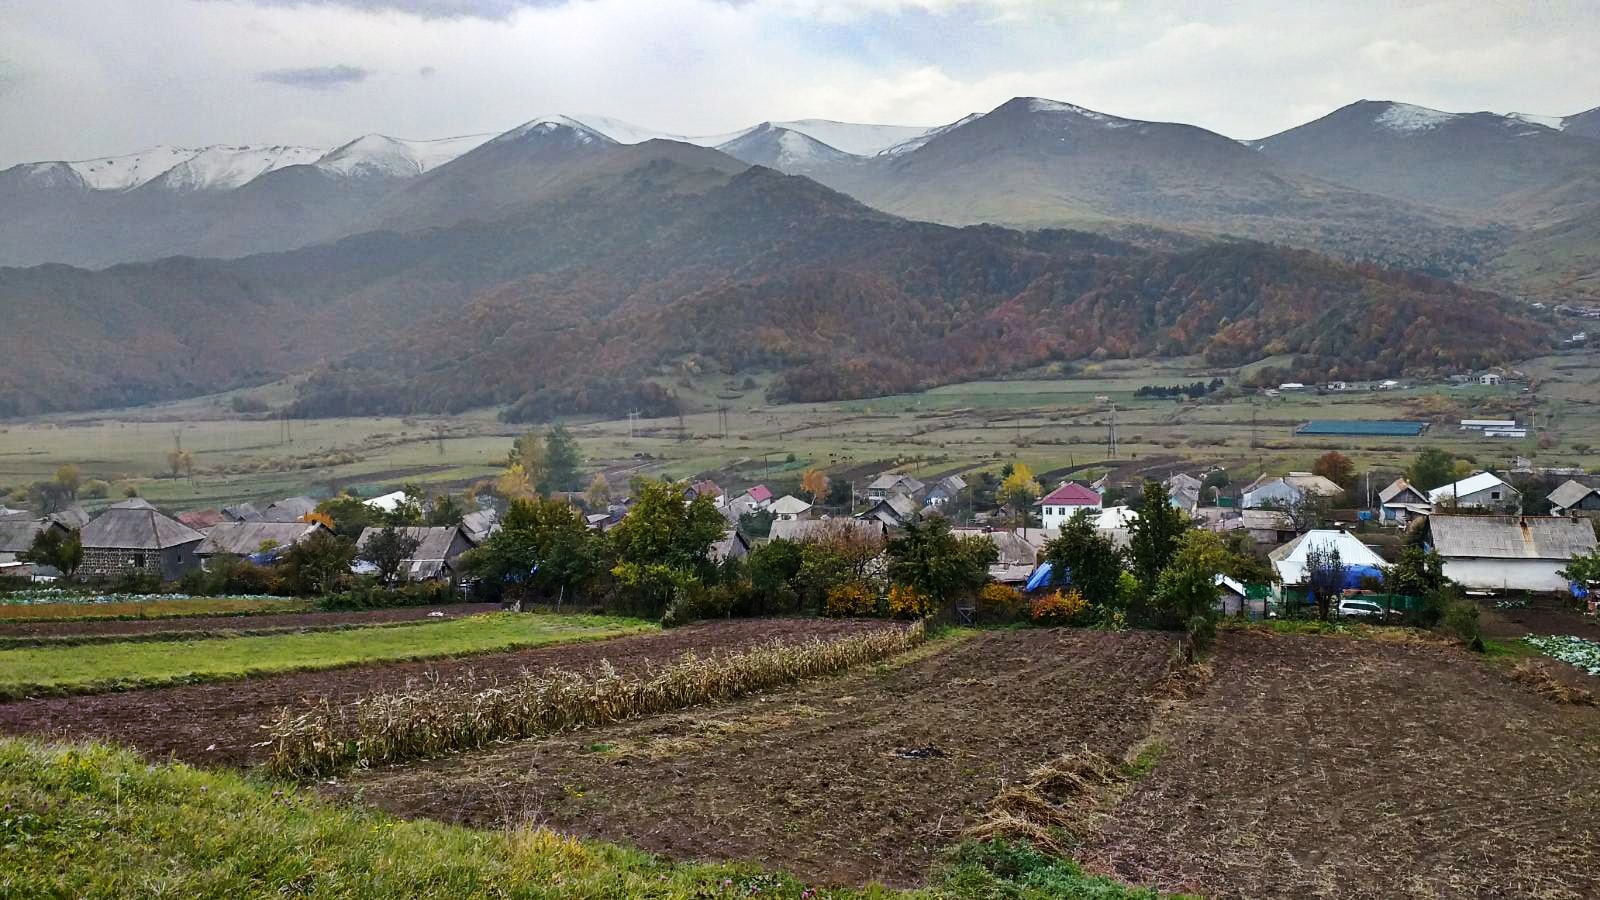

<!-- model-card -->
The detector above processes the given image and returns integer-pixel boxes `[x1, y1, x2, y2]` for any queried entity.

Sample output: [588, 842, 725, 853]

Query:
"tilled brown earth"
[1084, 630, 1600, 899]
[329, 628, 1180, 888]
[0, 603, 503, 642]
[0, 618, 879, 767]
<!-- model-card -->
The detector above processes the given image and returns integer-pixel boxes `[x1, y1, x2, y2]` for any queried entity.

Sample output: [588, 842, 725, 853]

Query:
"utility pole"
[627, 411, 638, 441]
[1107, 402, 1118, 458]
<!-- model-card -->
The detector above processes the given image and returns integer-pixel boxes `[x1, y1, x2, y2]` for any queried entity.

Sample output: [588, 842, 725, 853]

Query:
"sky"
[1, 0, 1598, 167]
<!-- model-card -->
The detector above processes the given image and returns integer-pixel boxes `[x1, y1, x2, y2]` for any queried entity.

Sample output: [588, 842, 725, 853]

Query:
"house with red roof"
[743, 485, 774, 507]
[1037, 482, 1102, 530]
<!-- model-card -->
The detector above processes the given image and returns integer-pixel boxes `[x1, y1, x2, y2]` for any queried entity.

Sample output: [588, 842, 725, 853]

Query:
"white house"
[1241, 473, 1343, 510]
[768, 495, 813, 521]
[1479, 373, 1504, 386]
[1037, 482, 1102, 530]
[1427, 472, 1519, 512]
[1425, 515, 1597, 593]
[1269, 529, 1389, 586]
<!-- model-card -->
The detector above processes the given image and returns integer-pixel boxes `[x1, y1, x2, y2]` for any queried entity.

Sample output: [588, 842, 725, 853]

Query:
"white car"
[1337, 597, 1388, 618]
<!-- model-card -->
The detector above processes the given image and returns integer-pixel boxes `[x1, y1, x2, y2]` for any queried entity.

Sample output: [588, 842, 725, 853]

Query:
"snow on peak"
[315, 132, 494, 178]
[1374, 102, 1458, 133]
[150, 145, 325, 191]
[1022, 98, 1135, 128]
[494, 115, 617, 146]
[1502, 112, 1565, 131]
[879, 113, 982, 156]
[761, 119, 931, 156]
[60, 146, 209, 191]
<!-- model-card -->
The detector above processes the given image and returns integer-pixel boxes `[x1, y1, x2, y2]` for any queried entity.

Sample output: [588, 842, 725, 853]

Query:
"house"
[1163, 473, 1203, 513]
[769, 495, 813, 522]
[710, 528, 751, 562]
[1241, 473, 1343, 510]
[1460, 419, 1517, 431]
[78, 500, 205, 580]
[0, 516, 72, 578]
[1377, 379, 1401, 390]
[770, 517, 888, 543]
[1479, 373, 1504, 386]
[743, 485, 774, 507]
[364, 491, 411, 514]
[922, 474, 968, 509]
[953, 527, 1041, 584]
[1278, 382, 1307, 392]
[1377, 478, 1431, 524]
[176, 509, 227, 533]
[47, 506, 90, 530]
[1427, 472, 1520, 513]
[354, 525, 477, 581]
[1094, 505, 1139, 549]
[1269, 529, 1388, 586]
[1549, 480, 1600, 516]
[718, 492, 759, 526]
[857, 493, 919, 529]
[461, 508, 500, 542]
[1037, 482, 1102, 530]
[1423, 515, 1597, 593]
[221, 502, 263, 523]
[261, 496, 318, 523]
[865, 473, 925, 502]
[197, 521, 332, 564]
[686, 480, 723, 501]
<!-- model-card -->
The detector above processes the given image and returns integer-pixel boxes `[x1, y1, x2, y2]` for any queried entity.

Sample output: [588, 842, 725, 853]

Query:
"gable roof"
[1269, 529, 1388, 584]
[1549, 479, 1599, 511]
[356, 525, 475, 562]
[1039, 482, 1100, 506]
[177, 509, 227, 531]
[1428, 515, 1597, 561]
[745, 485, 774, 504]
[1427, 472, 1512, 503]
[689, 480, 723, 499]
[261, 496, 318, 522]
[0, 518, 62, 553]
[867, 472, 924, 493]
[771, 517, 887, 543]
[1379, 477, 1427, 505]
[81, 507, 204, 550]
[198, 521, 329, 556]
[769, 495, 812, 516]
[952, 528, 1038, 566]
[222, 502, 263, 523]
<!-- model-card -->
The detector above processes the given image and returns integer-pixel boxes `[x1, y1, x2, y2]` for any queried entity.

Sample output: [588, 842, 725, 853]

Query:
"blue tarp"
[1342, 565, 1385, 589]
[1574, 582, 1591, 600]
[1025, 562, 1070, 592]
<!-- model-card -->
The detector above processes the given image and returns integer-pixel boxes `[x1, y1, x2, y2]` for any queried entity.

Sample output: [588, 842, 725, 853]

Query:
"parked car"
[1337, 597, 1388, 618]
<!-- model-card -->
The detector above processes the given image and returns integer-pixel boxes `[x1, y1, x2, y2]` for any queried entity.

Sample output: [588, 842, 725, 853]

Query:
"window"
[1490, 491, 1501, 500]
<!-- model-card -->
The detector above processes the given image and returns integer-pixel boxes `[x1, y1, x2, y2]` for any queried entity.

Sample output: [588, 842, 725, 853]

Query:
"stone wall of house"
[78, 546, 163, 579]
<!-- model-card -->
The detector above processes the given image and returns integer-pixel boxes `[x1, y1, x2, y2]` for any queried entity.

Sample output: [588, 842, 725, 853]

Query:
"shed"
[1425, 515, 1598, 593]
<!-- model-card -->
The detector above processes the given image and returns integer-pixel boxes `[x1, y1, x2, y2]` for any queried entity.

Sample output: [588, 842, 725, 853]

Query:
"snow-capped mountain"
[535, 115, 935, 158]
[314, 133, 496, 179]
[715, 124, 857, 171]
[144, 145, 325, 191]
[879, 113, 983, 157]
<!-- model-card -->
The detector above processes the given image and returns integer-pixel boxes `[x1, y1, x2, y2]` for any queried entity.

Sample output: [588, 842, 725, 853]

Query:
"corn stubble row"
[267, 622, 924, 778]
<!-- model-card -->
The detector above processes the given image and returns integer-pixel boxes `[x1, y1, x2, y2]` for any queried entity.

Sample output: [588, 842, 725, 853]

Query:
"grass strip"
[0, 614, 485, 650]
[268, 622, 927, 778]
[0, 736, 1167, 898]
[0, 613, 654, 699]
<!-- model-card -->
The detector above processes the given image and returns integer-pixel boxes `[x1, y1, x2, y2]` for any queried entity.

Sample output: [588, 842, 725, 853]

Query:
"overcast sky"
[1, 0, 1597, 167]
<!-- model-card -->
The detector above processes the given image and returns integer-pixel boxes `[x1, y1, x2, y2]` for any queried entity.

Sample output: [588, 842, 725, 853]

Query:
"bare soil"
[0, 618, 876, 768]
[1477, 596, 1600, 641]
[1084, 630, 1600, 899]
[328, 629, 1181, 888]
[0, 603, 503, 642]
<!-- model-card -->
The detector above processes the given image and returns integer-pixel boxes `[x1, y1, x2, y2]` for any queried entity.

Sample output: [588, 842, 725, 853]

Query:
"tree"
[747, 538, 805, 613]
[463, 497, 601, 602]
[20, 527, 82, 577]
[1127, 481, 1189, 594]
[1042, 509, 1126, 608]
[1303, 544, 1346, 621]
[53, 464, 81, 499]
[1150, 530, 1227, 653]
[1387, 545, 1447, 598]
[608, 479, 727, 616]
[1559, 547, 1600, 587]
[165, 449, 192, 481]
[1262, 492, 1331, 534]
[426, 494, 465, 527]
[996, 462, 1042, 529]
[544, 425, 581, 492]
[315, 494, 379, 540]
[358, 526, 421, 586]
[584, 473, 611, 510]
[509, 429, 548, 495]
[280, 529, 355, 595]
[1406, 448, 1456, 492]
[884, 517, 996, 611]
[800, 468, 829, 505]
[1313, 451, 1356, 490]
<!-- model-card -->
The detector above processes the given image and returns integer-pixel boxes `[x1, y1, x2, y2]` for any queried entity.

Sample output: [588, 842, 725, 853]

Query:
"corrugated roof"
[1427, 472, 1511, 503]
[261, 496, 318, 522]
[1296, 420, 1427, 436]
[770, 518, 886, 543]
[81, 507, 203, 550]
[1379, 478, 1425, 504]
[198, 521, 327, 556]
[769, 495, 812, 516]
[1429, 515, 1597, 561]
[1549, 480, 1598, 511]
[0, 519, 51, 553]
[356, 526, 473, 562]
[1039, 482, 1100, 505]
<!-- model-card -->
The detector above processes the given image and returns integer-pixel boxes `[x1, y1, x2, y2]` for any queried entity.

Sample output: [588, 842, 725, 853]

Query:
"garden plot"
[0, 618, 880, 767]
[1084, 630, 1600, 899]
[331, 628, 1180, 888]
[0, 603, 502, 643]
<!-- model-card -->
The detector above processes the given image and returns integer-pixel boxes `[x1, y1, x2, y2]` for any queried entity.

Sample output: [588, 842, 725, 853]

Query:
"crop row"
[1523, 634, 1600, 675]
[266, 622, 925, 778]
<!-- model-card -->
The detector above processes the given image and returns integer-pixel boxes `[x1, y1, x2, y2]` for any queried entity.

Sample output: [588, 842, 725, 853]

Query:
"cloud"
[418, 65, 438, 77]
[235, 0, 571, 19]
[256, 63, 373, 89]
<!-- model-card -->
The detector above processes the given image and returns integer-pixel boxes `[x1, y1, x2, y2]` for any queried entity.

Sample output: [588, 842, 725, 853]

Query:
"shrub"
[825, 582, 879, 618]
[79, 479, 110, 499]
[977, 583, 1026, 623]
[1031, 588, 1088, 626]
[886, 584, 935, 619]
[318, 581, 458, 611]
[1441, 591, 1483, 651]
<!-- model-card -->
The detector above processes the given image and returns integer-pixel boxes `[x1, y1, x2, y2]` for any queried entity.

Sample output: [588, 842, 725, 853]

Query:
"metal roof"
[1429, 515, 1597, 561]
[198, 521, 328, 556]
[1427, 472, 1512, 503]
[81, 507, 204, 550]
[355, 525, 474, 562]
[1039, 482, 1101, 505]
[1295, 420, 1427, 436]
[1549, 480, 1599, 511]
[769, 495, 813, 516]
[1379, 478, 1426, 505]
[770, 518, 886, 543]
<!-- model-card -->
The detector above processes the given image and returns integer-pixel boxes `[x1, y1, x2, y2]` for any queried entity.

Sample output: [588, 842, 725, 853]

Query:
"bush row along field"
[0, 612, 652, 699]
[0, 595, 310, 622]
[0, 738, 1166, 899]
[4, 349, 1597, 510]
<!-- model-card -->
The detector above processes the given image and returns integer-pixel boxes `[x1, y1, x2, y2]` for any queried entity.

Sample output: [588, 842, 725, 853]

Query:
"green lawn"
[0, 612, 653, 698]
[0, 737, 1167, 899]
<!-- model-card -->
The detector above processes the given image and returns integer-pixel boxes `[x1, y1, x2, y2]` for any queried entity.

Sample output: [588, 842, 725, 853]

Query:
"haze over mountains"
[0, 94, 1593, 420]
